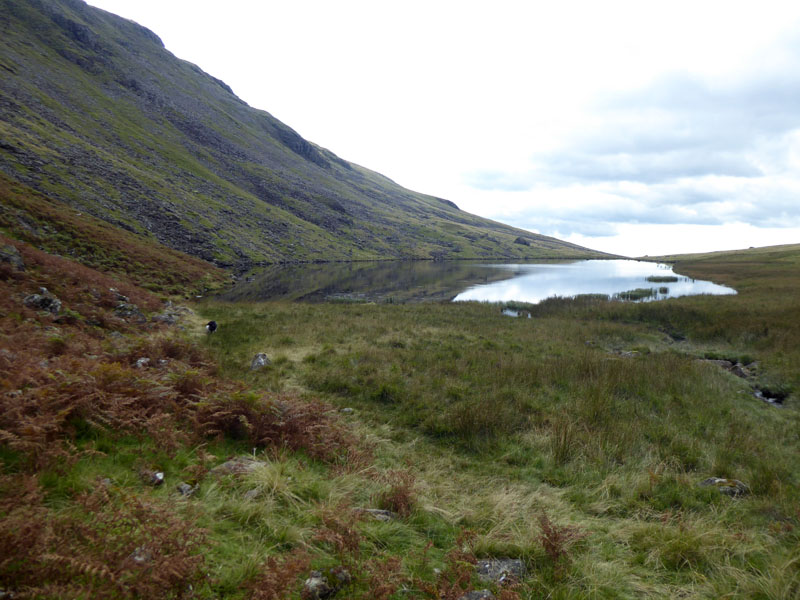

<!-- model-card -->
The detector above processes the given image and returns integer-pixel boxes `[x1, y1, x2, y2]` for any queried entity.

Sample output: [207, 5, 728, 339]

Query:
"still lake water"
[219, 259, 736, 304]
[453, 260, 736, 304]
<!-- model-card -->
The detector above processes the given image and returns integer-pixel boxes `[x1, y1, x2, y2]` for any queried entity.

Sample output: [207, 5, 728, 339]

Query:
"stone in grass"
[459, 591, 495, 600]
[210, 456, 262, 477]
[250, 353, 271, 370]
[476, 558, 526, 584]
[356, 508, 397, 521]
[699, 477, 750, 498]
[302, 567, 351, 600]
[176, 482, 196, 497]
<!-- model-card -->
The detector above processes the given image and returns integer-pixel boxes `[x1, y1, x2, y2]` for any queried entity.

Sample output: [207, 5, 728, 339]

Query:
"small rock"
[134, 357, 150, 369]
[303, 571, 335, 600]
[459, 591, 495, 600]
[340, 407, 354, 414]
[250, 353, 271, 370]
[243, 489, 259, 501]
[476, 558, 526, 584]
[23, 287, 61, 314]
[210, 456, 261, 477]
[0, 244, 24, 271]
[176, 482, 196, 497]
[98, 477, 112, 488]
[699, 477, 750, 497]
[357, 508, 397, 521]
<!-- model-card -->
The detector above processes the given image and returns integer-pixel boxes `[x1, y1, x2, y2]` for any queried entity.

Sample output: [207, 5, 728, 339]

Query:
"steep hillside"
[0, 0, 607, 269]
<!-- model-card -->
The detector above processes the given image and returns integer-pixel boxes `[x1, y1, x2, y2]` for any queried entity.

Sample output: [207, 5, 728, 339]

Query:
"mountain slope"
[0, 0, 607, 269]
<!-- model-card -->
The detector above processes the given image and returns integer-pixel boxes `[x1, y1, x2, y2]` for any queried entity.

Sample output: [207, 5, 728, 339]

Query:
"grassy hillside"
[0, 0, 607, 268]
[0, 172, 228, 295]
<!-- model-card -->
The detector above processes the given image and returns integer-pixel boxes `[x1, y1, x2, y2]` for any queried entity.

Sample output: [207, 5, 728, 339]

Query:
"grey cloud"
[468, 61, 800, 193]
[542, 149, 763, 184]
[465, 43, 800, 234]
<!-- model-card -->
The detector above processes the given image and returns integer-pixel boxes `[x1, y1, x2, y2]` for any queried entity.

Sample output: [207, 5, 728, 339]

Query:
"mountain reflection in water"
[216, 260, 736, 304]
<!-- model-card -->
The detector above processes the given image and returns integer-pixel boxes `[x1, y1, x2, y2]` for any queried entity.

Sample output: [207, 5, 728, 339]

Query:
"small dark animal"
[206, 320, 217, 334]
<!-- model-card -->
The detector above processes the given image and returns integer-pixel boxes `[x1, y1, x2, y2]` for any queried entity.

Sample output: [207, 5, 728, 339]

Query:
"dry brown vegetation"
[0, 236, 376, 598]
[0, 174, 227, 295]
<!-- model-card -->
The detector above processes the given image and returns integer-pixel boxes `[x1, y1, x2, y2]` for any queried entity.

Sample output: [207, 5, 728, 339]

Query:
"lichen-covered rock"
[210, 456, 262, 477]
[476, 558, 526, 584]
[250, 353, 271, 370]
[699, 477, 750, 497]
[23, 287, 61, 314]
[303, 570, 335, 600]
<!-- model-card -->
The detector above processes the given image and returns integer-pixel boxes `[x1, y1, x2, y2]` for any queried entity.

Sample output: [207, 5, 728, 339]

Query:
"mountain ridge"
[0, 0, 610, 270]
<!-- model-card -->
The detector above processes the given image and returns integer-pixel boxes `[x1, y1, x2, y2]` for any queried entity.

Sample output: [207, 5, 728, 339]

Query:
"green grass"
[3, 226, 799, 598]
[193, 245, 800, 598]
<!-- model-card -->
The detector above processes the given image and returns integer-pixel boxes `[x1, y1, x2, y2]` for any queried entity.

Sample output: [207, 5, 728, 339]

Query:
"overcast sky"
[85, 0, 800, 256]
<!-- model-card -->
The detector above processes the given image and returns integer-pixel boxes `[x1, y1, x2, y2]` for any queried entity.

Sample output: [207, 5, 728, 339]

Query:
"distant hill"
[0, 0, 609, 270]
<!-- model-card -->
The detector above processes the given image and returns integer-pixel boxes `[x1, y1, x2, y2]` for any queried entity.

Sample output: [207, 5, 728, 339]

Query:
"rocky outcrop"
[23, 287, 61, 314]
[0, 244, 24, 271]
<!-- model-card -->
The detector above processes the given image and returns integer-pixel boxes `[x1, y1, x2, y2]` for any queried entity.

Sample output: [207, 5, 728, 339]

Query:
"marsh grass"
[194, 246, 800, 598]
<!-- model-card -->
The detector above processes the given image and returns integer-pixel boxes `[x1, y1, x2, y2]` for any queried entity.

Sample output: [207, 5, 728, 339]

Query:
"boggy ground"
[1, 232, 799, 599]
[198, 244, 800, 599]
